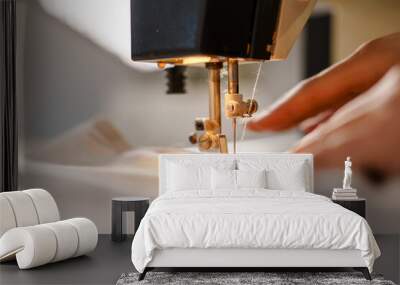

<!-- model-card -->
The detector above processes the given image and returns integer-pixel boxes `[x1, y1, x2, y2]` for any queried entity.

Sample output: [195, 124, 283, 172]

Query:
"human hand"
[294, 66, 400, 179]
[247, 33, 400, 178]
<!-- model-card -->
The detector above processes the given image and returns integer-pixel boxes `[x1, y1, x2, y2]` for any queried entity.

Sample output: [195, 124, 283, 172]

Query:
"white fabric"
[23, 189, 60, 224]
[211, 169, 267, 190]
[236, 169, 267, 189]
[159, 153, 313, 195]
[149, 248, 366, 268]
[65, 218, 98, 257]
[211, 168, 236, 190]
[0, 196, 17, 237]
[0, 189, 98, 269]
[0, 218, 97, 269]
[0, 226, 57, 269]
[1, 191, 39, 227]
[43, 221, 79, 262]
[167, 162, 211, 191]
[238, 159, 308, 191]
[131, 190, 380, 273]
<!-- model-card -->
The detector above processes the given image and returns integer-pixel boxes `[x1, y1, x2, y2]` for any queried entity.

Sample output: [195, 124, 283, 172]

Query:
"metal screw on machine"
[187, 62, 228, 153]
[188, 133, 197, 144]
[198, 133, 213, 151]
[225, 59, 259, 153]
[189, 118, 226, 152]
[225, 59, 258, 118]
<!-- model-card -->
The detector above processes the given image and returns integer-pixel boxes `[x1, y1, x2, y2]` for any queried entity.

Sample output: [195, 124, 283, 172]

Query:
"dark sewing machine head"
[131, 0, 316, 153]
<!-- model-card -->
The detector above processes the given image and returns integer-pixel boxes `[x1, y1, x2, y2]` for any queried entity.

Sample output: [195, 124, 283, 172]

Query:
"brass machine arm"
[189, 62, 228, 153]
[189, 59, 258, 154]
[225, 59, 258, 153]
[225, 59, 258, 119]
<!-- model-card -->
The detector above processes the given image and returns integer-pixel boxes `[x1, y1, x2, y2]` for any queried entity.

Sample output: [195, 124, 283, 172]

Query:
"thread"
[240, 62, 263, 141]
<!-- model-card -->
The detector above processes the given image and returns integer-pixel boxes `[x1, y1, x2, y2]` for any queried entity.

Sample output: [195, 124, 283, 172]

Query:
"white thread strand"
[240, 62, 263, 141]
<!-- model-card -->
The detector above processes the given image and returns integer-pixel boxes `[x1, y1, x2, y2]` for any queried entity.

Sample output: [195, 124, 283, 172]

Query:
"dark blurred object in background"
[304, 12, 332, 78]
[166, 66, 186, 94]
[0, 0, 18, 192]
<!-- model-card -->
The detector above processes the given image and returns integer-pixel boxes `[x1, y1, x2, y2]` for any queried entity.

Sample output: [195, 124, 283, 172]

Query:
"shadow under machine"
[131, 0, 316, 153]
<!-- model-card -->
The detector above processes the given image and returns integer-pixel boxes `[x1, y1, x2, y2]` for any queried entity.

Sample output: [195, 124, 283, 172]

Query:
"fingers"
[247, 33, 400, 132]
[299, 110, 335, 134]
[295, 112, 400, 173]
[292, 116, 367, 170]
[292, 65, 400, 173]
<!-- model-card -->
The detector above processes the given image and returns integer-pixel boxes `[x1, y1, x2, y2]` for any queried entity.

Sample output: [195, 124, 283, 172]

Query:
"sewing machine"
[131, 0, 316, 153]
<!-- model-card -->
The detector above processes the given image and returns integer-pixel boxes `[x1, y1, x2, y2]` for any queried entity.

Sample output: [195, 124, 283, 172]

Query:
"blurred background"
[13, 0, 400, 242]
